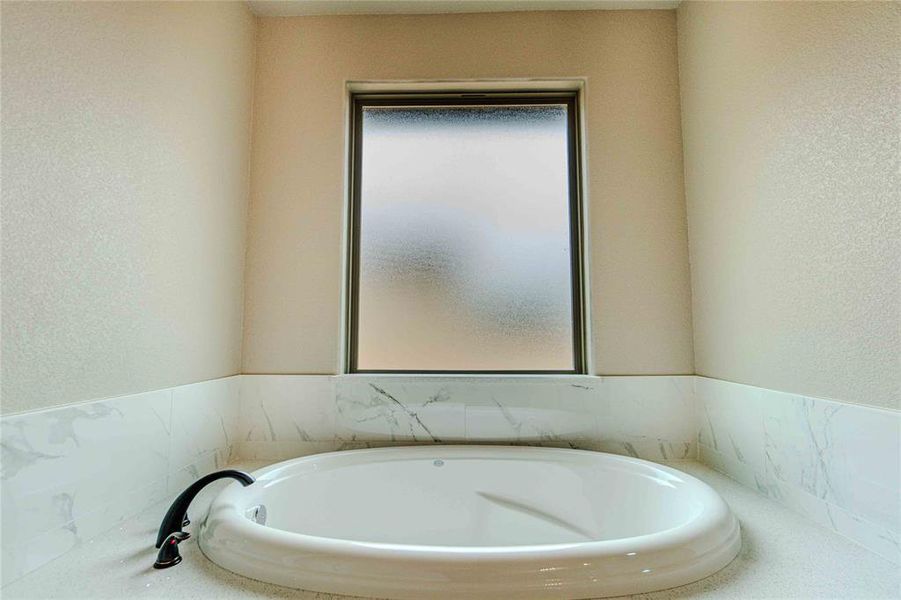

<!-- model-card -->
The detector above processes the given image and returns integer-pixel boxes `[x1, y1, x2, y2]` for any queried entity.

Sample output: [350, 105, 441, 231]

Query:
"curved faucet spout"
[154, 469, 255, 551]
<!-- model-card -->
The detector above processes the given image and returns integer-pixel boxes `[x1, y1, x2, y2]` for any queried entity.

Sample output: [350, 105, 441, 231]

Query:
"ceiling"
[248, 0, 680, 17]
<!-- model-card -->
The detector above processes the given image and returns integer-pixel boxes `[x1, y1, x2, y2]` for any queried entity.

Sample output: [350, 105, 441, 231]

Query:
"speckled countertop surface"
[2, 460, 897, 600]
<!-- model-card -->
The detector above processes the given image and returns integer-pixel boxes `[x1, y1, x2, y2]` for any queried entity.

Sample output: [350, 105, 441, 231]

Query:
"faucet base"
[153, 555, 182, 569]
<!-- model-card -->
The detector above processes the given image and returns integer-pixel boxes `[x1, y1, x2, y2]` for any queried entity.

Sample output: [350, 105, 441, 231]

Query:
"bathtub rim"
[200, 445, 739, 558]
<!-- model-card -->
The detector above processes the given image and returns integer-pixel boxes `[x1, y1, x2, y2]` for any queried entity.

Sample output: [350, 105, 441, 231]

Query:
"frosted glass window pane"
[355, 103, 577, 371]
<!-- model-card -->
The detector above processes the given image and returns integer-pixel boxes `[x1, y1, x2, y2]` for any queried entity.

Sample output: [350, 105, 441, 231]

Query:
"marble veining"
[3, 373, 897, 586]
[170, 377, 240, 471]
[0, 377, 240, 586]
[3, 459, 898, 600]
[595, 376, 696, 461]
[238, 375, 697, 464]
[239, 375, 335, 444]
[697, 377, 900, 563]
[336, 382, 451, 442]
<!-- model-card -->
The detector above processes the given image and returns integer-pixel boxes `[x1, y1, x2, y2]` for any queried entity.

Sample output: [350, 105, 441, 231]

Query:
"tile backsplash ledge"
[1, 374, 897, 586]
[240, 375, 697, 462]
[0, 377, 239, 586]
[696, 377, 899, 563]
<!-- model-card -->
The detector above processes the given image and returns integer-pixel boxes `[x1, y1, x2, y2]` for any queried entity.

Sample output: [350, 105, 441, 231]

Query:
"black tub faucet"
[153, 469, 255, 569]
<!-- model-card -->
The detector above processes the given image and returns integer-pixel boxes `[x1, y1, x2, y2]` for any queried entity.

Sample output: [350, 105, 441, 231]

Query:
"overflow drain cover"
[433, 459, 445, 467]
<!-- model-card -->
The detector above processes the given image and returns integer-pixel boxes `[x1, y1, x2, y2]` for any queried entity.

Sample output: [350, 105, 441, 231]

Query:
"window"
[346, 92, 585, 373]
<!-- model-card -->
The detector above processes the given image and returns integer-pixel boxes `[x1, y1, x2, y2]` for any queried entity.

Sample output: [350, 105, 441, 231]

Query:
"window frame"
[345, 91, 586, 374]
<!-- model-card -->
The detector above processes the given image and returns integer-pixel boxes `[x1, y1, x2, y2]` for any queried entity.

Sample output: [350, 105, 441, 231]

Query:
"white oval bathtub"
[199, 446, 740, 599]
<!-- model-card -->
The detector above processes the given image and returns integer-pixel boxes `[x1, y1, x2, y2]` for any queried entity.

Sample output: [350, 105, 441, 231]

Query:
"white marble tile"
[762, 391, 900, 535]
[335, 377, 467, 442]
[330, 375, 696, 461]
[5, 458, 899, 600]
[696, 376, 900, 564]
[5, 372, 897, 587]
[762, 469, 900, 563]
[167, 447, 235, 496]
[272, 374, 693, 462]
[594, 376, 697, 461]
[463, 404, 595, 442]
[240, 375, 335, 443]
[0, 377, 241, 586]
[170, 377, 240, 471]
[829, 404, 901, 531]
[699, 444, 773, 499]
[1, 389, 171, 549]
[696, 377, 765, 470]
[463, 377, 598, 442]
[334, 375, 605, 443]
[0, 474, 169, 587]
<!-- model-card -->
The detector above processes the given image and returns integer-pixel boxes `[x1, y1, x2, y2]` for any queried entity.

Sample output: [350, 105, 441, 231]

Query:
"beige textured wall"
[1, 2, 256, 414]
[678, 2, 900, 408]
[243, 10, 694, 375]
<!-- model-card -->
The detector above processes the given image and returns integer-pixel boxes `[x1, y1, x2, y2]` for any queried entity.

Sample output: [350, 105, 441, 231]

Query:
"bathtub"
[200, 446, 740, 599]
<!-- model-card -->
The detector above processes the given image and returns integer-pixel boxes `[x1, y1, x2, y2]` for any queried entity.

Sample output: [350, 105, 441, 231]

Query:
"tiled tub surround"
[2, 373, 898, 588]
[697, 377, 900, 563]
[5, 459, 898, 600]
[239, 373, 901, 563]
[0, 374, 696, 587]
[0, 377, 240, 585]
[238, 375, 698, 463]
